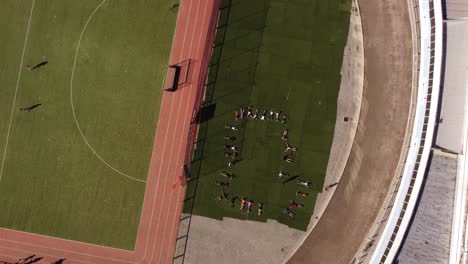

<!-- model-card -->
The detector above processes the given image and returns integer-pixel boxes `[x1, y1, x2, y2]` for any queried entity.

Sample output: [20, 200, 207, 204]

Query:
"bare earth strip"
[287, 0, 413, 263]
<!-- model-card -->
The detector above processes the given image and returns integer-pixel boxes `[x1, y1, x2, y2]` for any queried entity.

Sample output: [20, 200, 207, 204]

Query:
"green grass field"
[0, 0, 177, 250]
[184, 0, 350, 230]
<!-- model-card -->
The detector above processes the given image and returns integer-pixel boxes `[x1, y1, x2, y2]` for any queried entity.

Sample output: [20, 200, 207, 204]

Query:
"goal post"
[163, 59, 193, 92]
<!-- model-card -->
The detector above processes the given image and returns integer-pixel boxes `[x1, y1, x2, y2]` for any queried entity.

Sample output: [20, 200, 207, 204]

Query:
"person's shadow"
[32, 61, 48, 70]
[282, 175, 299, 185]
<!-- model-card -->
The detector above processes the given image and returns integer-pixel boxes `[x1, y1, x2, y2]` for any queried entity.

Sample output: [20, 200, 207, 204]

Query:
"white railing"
[452, 126, 468, 264]
[451, 68, 468, 264]
[365, 0, 443, 263]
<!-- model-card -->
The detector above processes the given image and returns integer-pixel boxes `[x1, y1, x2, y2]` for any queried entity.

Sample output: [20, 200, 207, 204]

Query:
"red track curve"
[0, 0, 220, 263]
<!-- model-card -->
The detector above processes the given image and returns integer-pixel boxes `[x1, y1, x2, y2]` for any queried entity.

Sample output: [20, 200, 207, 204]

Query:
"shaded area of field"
[184, 0, 350, 230]
[0, 0, 177, 250]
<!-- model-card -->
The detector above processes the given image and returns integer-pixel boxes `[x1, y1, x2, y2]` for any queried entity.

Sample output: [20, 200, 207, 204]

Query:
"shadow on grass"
[282, 175, 299, 185]
[183, 0, 270, 216]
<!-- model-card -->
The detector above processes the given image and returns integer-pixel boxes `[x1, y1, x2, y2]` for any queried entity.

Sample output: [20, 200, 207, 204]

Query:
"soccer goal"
[163, 59, 193, 92]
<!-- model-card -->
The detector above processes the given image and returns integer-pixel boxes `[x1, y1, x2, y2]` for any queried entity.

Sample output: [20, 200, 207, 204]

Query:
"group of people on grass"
[215, 120, 261, 214]
[214, 106, 314, 219]
[278, 168, 311, 219]
[283, 197, 307, 218]
[280, 128, 300, 164]
[278, 126, 313, 218]
[240, 197, 263, 215]
[234, 106, 288, 123]
[214, 107, 268, 216]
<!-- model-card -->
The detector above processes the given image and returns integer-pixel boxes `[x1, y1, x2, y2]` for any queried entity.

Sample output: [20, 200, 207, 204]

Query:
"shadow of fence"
[173, 0, 271, 263]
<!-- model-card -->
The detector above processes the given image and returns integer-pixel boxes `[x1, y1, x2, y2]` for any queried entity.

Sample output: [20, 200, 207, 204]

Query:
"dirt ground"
[287, 0, 413, 263]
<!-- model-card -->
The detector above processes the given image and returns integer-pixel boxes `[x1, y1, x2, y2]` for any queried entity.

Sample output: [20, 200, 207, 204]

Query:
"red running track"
[0, 0, 220, 263]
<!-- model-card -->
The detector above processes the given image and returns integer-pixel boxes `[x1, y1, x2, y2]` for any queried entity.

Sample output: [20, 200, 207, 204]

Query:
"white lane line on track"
[138, 0, 194, 262]
[69, 0, 146, 183]
[0, 0, 35, 184]
[160, 1, 211, 262]
[150, 0, 207, 262]
[147, 0, 201, 259]
[133, 0, 187, 253]
[0, 238, 131, 264]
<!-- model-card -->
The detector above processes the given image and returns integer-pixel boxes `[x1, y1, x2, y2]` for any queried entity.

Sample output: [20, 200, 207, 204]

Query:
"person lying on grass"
[281, 114, 287, 124]
[278, 170, 289, 178]
[258, 203, 263, 216]
[297, 179, 312, 188]
[240, 197, 247, 210]
[269, 109, 275, 120]
[224, 152, 238, 160]
[224, 125, 238, 131]
[283, 207, 295, 218]
[247, 106, 253, 117]
[282, 129, 289, 141]
[252, 109, 259, 120]
[215, 180, 229, 188]
[275, 111, 281, 122]
[296, 191, 309, 197]
[247, 200, 254, 213]
[220, 171, 235, 180]
[224, 136, 236, 142]
[215, 191, 229, 201]
[284, 142, 297, 152]
[282, 154, 294, 163]
[223, 145, 238, 151]
[289, 200, 304, 208]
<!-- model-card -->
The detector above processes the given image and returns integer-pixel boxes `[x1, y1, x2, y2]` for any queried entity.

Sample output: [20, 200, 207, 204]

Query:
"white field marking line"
[151, 0, 208, 262]
[146, 0, 201, 261]
[69, 0, 145, 183]
[137, 0, 194, 261]
[0, 0, 35, 184]
[0, 238, 132, 264]
[0, 0, 177, 260]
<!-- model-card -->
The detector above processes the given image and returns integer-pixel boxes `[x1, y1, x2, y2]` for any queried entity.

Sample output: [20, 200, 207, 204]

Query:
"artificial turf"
[0, 0, 178, 250]
[184, 0, 351, 230]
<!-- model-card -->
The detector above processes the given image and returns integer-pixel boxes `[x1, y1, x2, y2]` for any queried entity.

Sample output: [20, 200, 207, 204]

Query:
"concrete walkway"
[185, 217, 303, 264]
[395, 154, 457, 264]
